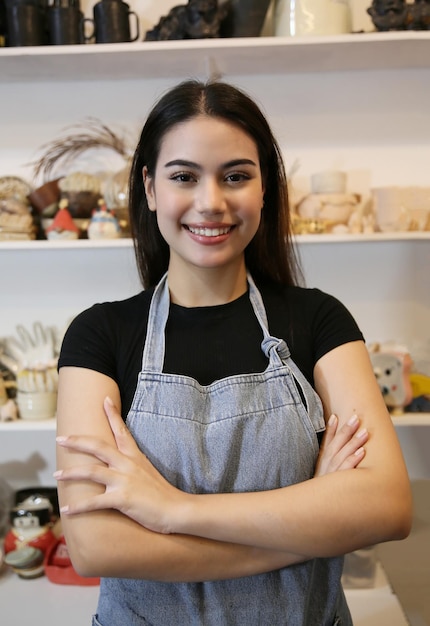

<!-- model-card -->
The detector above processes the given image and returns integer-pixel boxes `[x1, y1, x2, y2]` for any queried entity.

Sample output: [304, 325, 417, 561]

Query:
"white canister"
[17, 391, 57, 420]
[275, 0, 352, 37]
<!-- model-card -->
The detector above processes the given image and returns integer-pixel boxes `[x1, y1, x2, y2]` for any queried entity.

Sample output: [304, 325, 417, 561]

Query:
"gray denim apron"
[93, 273, 352, 626]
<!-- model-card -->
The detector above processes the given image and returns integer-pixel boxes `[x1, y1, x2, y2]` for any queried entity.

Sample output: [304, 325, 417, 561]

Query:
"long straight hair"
[128, 80, 302, 289]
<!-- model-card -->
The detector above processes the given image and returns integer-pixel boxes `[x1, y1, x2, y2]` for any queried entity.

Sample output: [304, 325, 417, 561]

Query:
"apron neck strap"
[141, 272, 275, 373]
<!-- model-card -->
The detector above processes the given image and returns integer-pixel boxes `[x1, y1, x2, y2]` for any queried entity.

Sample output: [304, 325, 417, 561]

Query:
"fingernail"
[354, 447, 365, 456]
[53, 470, 62, 479]
[328, 414, 337, 426]
[105, 396, 114, 406]
[356, 428, 367, 439]
[56, 436, 67, 444]
[348, 414, 359, 426]
[60, 505, 69, 514]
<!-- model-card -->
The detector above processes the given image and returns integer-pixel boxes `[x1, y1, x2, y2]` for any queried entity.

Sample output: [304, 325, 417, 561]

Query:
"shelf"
[295, 231, 430, 244]
[0, 238, 133, 251]
[0, 560, 408, 626]
[0, 32, 429, 83]
[0, 418, 56, 431]
[392, 413, 430, 427]
[1, 231, 429, 251]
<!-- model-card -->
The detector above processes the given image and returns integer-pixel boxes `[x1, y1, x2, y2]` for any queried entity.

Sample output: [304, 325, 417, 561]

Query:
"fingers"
[339, 445, 366, 471]
[60, 493, 113, 516]
[56, 433, 125, 467]
[321, 413, 338, 448]
[104, 396, 139, 456]
[316, 413, 369, 476]
[326, 414, 360, 449]
[54, 462, 129, 516]
[54, 463, 112, 486]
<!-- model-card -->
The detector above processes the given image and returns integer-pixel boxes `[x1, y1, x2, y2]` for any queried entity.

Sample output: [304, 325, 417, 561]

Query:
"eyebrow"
[164, 158, 258, 169]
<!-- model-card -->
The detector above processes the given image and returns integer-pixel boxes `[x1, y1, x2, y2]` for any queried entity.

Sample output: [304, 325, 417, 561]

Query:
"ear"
[143, 166, 156, 212]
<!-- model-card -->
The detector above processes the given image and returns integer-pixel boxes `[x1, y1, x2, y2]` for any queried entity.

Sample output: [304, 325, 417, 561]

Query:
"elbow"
[384, 483, 413, 542]
[392, 501, 413, 541]
[63, 529, 104, 578]
[60, 514, 114, 578]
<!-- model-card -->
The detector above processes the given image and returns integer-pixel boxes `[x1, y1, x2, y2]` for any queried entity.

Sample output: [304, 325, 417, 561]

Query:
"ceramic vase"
[274, 0, 352, 37]
[220, 0, 272, 37]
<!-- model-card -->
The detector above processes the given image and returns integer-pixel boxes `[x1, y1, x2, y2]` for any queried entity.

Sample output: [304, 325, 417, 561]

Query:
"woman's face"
[143, 115, 265, 279]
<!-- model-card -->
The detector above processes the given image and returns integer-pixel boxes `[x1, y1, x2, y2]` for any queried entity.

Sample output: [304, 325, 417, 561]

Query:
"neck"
[167, 262, 248, 307]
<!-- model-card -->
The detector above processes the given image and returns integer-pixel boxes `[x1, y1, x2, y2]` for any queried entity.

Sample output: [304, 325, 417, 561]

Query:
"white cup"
[17, 391, 57, 420]
[275, 0, 352, 37]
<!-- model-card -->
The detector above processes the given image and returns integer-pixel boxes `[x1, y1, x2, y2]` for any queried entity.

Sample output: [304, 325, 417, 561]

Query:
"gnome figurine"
[45, 198, 80, 240]
[87, 199, 121, 240]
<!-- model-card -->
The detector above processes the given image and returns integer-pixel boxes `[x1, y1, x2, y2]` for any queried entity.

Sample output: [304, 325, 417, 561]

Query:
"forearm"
[61, 510, 306, 581]
[171, 467, 411, 557]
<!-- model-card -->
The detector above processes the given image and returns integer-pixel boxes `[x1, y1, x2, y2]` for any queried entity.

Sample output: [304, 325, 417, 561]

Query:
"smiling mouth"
[185, 225, 234, 237]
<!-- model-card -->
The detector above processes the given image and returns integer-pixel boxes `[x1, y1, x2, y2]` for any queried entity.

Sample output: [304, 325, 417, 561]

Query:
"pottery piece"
[275, 0, 351, 36]
[17, 390, 57, 420]
[372, 186, 430, 232]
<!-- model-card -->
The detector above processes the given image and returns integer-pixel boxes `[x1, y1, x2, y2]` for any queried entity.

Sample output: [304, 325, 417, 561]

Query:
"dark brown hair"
[128, 79, 302, 288]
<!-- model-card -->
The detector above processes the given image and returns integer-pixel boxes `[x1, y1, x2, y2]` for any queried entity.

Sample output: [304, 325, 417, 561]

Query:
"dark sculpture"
[409, 0, 430, 29]
[367, 0, 430, 30]
[144, 0, 230, 41]
[367, 0, 410, 30]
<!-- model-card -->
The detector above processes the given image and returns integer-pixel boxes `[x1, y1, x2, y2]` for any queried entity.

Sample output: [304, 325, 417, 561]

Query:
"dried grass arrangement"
[31, 118, 134, 183]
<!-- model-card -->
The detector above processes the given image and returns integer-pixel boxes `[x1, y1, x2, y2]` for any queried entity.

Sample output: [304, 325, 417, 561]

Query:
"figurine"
[408, 0, 430, 29]
[145, 0, 229, 40]
[4, 494, 57, 558]
[87, 198, 121, 240]
[369, 344, 413, 414]
[4, 546, 45, 579]
[45, 198, 80, 240]
[367, 0, 411, 30]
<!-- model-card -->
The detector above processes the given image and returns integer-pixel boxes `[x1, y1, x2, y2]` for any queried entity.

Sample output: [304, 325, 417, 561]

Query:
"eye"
[170, 171, 197, 184]
[225, 171, 251, 184]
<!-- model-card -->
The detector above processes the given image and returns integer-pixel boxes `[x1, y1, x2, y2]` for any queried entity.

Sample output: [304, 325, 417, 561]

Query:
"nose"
[195, 177, 226, 214]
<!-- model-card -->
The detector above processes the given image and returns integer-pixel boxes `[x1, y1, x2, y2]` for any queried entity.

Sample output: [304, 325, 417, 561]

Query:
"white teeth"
[188, 226, 231, 237]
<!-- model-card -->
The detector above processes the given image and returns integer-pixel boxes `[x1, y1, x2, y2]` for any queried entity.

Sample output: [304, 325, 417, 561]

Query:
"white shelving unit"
[0, 32, 429, 81]
[1, 32, 429, 625]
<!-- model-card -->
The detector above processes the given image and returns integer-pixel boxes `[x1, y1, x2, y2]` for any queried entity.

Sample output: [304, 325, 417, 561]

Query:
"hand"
[314, 414, 368, 477]
[55, 397, 183, 534]
[2, 322, 58, 372]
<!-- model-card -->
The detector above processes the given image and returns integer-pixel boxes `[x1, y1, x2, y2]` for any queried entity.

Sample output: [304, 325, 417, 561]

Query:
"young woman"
[55, 80, 412, 625]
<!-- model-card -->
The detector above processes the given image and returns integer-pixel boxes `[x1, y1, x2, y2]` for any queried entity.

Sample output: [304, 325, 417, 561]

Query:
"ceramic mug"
[274, 0, 352, 37]
[6, 3, 48, 46]
[47, 5, 86, 44]
[92, 0, 139, 43]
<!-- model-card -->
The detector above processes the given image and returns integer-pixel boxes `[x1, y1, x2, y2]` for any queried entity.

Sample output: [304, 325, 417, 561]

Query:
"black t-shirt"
[58, 282, 364, 420]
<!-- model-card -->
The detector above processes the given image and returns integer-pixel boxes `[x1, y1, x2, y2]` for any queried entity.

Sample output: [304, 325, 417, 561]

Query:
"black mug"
[47, 5, 86, 44]
[6, 3, 48, 46]
[92, 0, 139, 44]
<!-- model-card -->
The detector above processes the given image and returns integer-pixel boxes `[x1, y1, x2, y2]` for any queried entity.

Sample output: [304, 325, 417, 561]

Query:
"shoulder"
[65, 290, 152, 334]
[259, 282, 347, 319]
[58, 290, 153, 373]
[258, 281, 364, 373]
